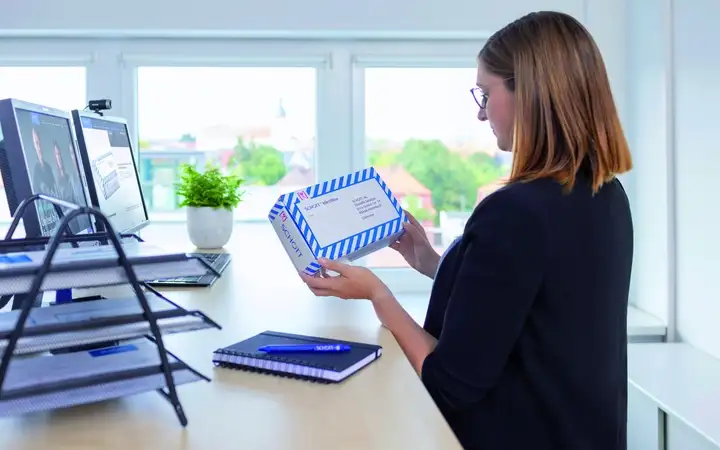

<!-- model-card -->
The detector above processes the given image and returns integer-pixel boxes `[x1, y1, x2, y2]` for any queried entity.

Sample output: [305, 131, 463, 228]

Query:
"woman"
[301, 10, 633, 450]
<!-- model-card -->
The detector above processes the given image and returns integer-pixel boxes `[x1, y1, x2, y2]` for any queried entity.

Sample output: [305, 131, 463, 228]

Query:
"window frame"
[0, 45, 93, 226]
[0, 33, 654, 318]
[0, 47, 92, 110]
[0, 38, 95, 67]
[121, 54, 328, 225]
[120, 50, 331, 186]
[350, 56, 482, 294]
[0, 37, 488, 294]
[117, 40, 484, 293]
[0, 39, 94, 106]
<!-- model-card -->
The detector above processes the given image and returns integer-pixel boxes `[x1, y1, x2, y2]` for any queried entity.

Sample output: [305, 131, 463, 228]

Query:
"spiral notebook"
[212, 331, 383, 383]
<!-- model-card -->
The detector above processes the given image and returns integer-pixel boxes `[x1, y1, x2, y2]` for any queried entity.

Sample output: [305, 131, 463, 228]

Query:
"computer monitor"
[71, 110, 149, 234]
[0, 99, 94, 237]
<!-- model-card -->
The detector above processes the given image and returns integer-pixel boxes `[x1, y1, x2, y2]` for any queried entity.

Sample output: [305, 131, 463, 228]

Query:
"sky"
[0, 66, 496, 146]
[0, 67, 87, 113]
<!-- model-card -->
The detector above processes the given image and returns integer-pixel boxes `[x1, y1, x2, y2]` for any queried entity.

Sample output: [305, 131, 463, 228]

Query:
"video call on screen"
[81, 116, 130, 148]
[79, 115, 147, 233]
[14, 109, 92, 235]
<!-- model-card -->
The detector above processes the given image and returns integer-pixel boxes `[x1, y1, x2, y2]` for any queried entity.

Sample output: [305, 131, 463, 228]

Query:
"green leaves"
[367, 139, 508, 223]
[230, 137, 287, 186]
[175, 163, 245, 211]
[398, 139, 481, 214]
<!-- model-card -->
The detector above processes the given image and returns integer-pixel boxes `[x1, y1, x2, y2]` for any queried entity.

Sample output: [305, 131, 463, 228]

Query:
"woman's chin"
[496, 138, 512, 152]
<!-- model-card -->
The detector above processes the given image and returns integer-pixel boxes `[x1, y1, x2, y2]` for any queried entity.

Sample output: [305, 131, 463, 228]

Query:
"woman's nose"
[477, 108, 487, 121]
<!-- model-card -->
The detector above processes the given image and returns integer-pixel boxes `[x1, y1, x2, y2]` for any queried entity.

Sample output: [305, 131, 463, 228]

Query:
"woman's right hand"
[389, 211, 441, 279]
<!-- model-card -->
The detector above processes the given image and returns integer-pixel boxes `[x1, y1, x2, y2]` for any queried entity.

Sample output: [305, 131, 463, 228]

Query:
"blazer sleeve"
[420, 189, 546, 414]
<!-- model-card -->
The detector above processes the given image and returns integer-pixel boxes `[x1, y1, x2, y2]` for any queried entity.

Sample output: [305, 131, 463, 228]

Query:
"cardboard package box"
[269, 166, 408, 276]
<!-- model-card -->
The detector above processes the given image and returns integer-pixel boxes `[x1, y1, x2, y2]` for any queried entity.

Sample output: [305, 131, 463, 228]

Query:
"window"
[0, 66, 87, 224]
[136, 67, 317, 223]
[361, 67, 511, 269]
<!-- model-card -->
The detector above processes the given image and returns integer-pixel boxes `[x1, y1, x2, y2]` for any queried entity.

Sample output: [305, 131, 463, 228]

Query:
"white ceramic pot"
[186, 206, 234, 249]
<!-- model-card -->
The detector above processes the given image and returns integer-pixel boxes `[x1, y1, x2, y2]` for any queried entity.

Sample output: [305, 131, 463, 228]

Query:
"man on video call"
[30, 127, 57, 195]
[52, 140, 82, 206]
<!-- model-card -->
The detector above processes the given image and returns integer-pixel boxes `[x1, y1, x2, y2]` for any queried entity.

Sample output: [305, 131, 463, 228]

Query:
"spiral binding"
[212, 349, 337, 383]
[213, 361, 333, 384]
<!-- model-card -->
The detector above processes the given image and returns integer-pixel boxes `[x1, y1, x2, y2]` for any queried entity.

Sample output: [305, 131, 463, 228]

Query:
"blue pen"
[257, 344, 351, 353]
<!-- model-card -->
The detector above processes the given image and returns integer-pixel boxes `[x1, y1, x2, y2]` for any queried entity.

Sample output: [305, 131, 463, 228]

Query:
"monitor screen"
[13, 107, 92, 236]
[74, 113, 148, 233]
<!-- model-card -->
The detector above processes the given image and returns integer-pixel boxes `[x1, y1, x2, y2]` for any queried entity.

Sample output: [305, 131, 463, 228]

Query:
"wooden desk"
[0, 229, 461, 450]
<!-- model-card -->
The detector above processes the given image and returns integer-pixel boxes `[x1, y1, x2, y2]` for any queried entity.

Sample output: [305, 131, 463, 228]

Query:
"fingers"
[299, 271, 335, 290]
[402, 220, 425, 240]
[308, 287, 335, 297]
[317, 257, 350, 275]
[402, 210, 428, 242]
[389, 235, 412, 253]
[403, 210, 423, 229]
[299, 270, 340, 297]
[390, 226, 418, 253]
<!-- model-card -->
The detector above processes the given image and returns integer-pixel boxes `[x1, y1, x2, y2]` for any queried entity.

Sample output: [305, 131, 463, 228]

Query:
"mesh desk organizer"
[0, 194, 222, 426]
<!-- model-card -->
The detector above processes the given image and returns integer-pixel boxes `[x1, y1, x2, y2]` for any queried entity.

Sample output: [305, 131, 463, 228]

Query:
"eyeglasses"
[470, 87, 487, 109]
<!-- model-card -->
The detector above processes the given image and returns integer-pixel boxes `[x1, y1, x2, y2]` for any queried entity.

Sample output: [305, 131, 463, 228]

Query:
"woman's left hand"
[299, 258, 391, 301]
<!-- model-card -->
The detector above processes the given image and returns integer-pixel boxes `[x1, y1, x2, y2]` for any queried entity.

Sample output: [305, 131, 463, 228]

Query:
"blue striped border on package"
[269, 166, 408, 276]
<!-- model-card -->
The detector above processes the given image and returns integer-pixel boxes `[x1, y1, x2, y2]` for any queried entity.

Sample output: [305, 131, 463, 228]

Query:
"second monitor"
[71, 110, 231, 287]
[71, 111, 149, 234]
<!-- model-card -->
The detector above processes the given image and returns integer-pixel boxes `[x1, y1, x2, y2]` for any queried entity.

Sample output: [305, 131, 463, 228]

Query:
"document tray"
[0, 340, 207, 416]
[0, 295, 218, 355]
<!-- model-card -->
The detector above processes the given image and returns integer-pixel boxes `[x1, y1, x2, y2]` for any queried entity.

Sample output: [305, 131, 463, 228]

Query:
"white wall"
[672, 0, 720, 358]
[626, 0, 720, 358]
[625, 0, 672, 325]
[1, 0, 581, 35]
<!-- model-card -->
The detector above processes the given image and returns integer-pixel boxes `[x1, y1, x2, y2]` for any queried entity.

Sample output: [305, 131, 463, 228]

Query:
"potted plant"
[175, 163, 245, 249]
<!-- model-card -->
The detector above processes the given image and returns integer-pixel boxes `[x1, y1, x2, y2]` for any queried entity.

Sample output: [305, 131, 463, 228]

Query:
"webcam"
[87, 99, 112, 116]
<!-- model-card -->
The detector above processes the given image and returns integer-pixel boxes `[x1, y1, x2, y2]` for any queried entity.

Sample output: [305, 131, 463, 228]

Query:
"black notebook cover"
[212, 330, 383, 383]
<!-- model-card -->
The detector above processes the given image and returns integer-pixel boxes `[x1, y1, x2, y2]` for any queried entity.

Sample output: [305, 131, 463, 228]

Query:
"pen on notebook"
[257, 344, 351, 353]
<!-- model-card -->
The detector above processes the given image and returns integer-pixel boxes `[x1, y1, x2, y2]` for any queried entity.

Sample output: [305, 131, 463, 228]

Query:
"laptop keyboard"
[146, 252, 232, 287]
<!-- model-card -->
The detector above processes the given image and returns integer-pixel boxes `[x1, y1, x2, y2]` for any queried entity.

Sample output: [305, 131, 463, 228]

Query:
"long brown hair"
[479, 11, 632, 193]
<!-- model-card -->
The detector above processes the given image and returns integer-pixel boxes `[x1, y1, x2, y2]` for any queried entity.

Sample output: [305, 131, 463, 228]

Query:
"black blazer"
[420, 175, 633, 450]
